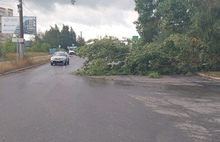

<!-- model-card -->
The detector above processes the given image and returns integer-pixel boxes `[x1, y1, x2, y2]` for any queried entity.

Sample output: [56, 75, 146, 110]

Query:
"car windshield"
[53, 52, 66, 56]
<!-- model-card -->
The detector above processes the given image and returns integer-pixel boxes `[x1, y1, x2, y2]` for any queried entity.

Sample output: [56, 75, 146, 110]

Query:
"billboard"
[1, 16, 37, 35]
[1, 17, 19, 34]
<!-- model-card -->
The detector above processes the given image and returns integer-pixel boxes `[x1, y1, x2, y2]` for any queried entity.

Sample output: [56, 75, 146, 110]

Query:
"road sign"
[132, 36, 139, 42]
[12, 38, 24, 43]
[1, 17, 19, 34]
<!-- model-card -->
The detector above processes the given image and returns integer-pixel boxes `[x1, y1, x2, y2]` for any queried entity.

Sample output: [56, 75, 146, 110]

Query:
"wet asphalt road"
[0, 56, 220, 142]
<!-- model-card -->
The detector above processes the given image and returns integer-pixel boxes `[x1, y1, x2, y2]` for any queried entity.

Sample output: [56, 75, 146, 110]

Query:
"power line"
[1, 0, 59, 32]
[22, 1, 50, 31]
[22, 2, 35, 16]
[0, 0, 50, 31]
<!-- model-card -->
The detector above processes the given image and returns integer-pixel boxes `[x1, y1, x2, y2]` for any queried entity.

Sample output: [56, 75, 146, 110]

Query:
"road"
[0, 56, 219, 142]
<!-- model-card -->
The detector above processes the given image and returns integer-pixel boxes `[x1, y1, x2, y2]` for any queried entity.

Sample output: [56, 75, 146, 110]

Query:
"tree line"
[33, 24, 85, 52]
[0, 24, 83, 56]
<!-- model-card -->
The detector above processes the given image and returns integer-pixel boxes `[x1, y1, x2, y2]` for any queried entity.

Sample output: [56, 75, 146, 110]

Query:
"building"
[0, 7, 13, 43]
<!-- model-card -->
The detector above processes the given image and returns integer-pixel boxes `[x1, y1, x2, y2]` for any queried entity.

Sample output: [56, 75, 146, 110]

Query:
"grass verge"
[0, 56, 50, 74]
[201, 72, 220, 78]
[0, 52, 49, 62]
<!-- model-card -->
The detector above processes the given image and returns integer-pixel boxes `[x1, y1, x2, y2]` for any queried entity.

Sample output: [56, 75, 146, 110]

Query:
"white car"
[50, 51, 70, 66]
[68, 46, 77, 55]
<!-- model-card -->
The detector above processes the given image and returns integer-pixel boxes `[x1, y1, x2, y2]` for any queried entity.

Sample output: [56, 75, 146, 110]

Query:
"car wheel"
[51, 62, 53, 66]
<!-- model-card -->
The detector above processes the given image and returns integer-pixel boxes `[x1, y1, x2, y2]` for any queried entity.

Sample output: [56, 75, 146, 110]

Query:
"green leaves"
[71, 0, 76, 5]
[76, 37, 129, 75]
[75, 0, 220, 75]
[157, 0, 191, 34]
[134, 0, 220, 73]
[29, 41, 50, 53]
[134, 0, 161, 43]
[43, 24, 76, 50]
[3, 39, 16, 53]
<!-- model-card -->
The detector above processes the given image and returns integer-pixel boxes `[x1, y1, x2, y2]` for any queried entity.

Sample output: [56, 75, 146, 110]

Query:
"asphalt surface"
[0, 56, 219, 142]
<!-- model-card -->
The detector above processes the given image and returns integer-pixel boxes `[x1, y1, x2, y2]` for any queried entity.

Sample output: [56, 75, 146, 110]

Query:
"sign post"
[16, 39, 19, 62]
[12, 38, 24, 43]
[12, 38, 24, 62]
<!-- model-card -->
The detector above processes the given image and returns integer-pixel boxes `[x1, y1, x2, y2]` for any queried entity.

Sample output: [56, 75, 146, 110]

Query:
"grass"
[0, 52, 50, 74]
[201, 72, 220, 78]
[25, 52, 49, 58]
[0, 52, 49, 62]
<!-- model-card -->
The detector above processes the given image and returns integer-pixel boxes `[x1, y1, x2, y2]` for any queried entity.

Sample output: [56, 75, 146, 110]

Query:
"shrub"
[147, 71, 161, 78]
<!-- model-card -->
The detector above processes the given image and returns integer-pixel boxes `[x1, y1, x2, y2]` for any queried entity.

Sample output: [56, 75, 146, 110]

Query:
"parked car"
[50, 51, 69, 66]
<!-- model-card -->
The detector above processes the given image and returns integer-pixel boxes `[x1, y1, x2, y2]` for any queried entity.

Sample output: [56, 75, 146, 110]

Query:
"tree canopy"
[71, 0, 76, 5]
[76, 0, 220, 76]
[133, 0, 220, 73]
[42, 24, 77, 50]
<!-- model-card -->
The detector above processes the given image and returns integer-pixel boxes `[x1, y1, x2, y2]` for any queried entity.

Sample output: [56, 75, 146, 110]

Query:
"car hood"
[51, 56, 66, 59]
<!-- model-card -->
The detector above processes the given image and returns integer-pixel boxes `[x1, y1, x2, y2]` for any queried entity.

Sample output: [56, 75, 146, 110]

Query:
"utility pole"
[18, 0, 24, 58]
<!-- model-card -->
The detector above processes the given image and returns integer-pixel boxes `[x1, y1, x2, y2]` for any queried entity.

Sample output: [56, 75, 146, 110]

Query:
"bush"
[147, 71, 161, 78]
[4, 39, 16, 53]
[0, 43, 5, 56]
[28, 41, 50, 53]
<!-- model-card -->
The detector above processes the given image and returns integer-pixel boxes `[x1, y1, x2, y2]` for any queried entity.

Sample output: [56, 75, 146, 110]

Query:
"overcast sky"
[1, 0, 139, 40]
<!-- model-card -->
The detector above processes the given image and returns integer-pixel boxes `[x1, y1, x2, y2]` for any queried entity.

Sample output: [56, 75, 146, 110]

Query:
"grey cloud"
[71, 9, 130, 27]
[75, 0, 135, 10]
[25, 0, 136, 31]
[26, 0, 135, 11]
[26, 0, 70, 10]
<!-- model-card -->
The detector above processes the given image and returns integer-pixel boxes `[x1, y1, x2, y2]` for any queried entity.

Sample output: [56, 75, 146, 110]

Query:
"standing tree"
[43, 25, 76, 51]
[134, 0, 162, 44]
[43, 24, 61, 48]
[76, 36, 85, 47]
[157, 0, 192, 34]
[70, 27, 77, 46]
[71, 0, 76, 5]
[60, 25, 76, 50]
